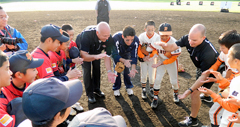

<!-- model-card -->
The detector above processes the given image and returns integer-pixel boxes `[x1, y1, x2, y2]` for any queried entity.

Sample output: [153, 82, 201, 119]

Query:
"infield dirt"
[8, 10, 240, 127]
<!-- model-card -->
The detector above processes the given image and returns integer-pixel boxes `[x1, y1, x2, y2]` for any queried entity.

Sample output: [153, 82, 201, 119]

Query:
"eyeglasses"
[0, 15, 9, 20]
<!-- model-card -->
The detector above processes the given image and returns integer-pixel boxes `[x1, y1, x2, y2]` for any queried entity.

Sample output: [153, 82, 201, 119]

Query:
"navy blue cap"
[9, 50, 44, 73]
[22, 78, 83, 125]
[158, 23, 172, 35]
[41, 24, 69, 42]
[69, 46, 80, 59]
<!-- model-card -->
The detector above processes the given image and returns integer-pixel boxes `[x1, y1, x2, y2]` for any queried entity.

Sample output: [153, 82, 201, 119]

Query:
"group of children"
[0, 14, 240, 126]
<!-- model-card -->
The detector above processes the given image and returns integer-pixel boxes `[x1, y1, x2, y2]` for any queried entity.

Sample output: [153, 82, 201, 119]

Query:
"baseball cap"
[69, 46, 80, 59]
[158, 23, 172, 35]
[22, 78, 83, 125]
[41, 24, 69, 42]
[9, 50, 44, 73]
[68, 107, 127, 127]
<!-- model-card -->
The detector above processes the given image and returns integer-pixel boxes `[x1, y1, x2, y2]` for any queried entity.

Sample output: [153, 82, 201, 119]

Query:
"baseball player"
[112, 26, 139, 96]
[205, 30, 240, 127]
[0, 50, 43, 127]
[138, 20, 159, 99]
[151, 23, 181, 108]
[198, 43, 240, 127]
[31, 24, 81, 81]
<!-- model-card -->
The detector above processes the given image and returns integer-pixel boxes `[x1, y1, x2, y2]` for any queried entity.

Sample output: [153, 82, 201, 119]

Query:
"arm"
[13, 28, 28, 50]
[80, 50, 106, 62]
[209, 57, 223, 71]
[155, 42, 179, 52]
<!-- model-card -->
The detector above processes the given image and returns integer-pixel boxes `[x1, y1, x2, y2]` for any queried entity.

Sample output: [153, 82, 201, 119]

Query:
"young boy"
[19, 77, 83, 127]
[31, 24, 81, 81]
[0, 50, 43, 127]
[204, 30, 240, 127]
[138, 20, 159, 99]
[151, 23, 181, 108]
[62, 24, 83, 70]
[112, 26, 139, 96]
[198, 43, 240, 127]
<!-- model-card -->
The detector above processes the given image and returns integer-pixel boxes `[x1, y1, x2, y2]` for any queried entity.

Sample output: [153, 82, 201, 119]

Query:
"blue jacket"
[2, 25, 28, 50]
[112, 32, 139, 65]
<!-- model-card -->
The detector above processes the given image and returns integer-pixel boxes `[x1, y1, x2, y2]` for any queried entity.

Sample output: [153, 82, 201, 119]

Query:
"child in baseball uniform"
[205, 30, 240, 127]
[138, 20, 159, 99]
[151, 23, 181, 108]
[198, 43, 240, 127]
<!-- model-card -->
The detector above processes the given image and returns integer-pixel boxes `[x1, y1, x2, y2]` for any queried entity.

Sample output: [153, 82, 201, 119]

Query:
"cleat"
[142, 88, 147, 99]
[151, 97, 158, 108]
[126, 88, 133, 95]
[200, 94, 212, 102]
[114, 90, 120, 96]
[149, 88, 154, 98]
[178, 117, 198, 127]
[173, 92, 179, 103]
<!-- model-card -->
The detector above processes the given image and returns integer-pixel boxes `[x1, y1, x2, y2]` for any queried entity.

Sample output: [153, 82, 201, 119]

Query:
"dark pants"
[113, 66, 134, 90]
[82, 60, 101, 97]
[97, 17, 109, 24]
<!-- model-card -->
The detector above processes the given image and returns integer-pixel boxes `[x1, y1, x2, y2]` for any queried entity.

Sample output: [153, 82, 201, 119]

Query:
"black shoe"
[200, 94, 212, 102]
[151, 98, 158, 108]
[149, 88, 154, 98]
[178, 117, 198, 126]
[142, 88, 147, 99]
[88, 96, 96, 103]
[94, 91, 105, 97]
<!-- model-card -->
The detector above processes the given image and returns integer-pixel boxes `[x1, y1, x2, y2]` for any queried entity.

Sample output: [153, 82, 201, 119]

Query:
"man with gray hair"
[76, 22, 117, 103]
[155, 24, 219, 126]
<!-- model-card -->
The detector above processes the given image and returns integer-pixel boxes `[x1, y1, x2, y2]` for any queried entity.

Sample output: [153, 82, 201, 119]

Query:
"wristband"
[188, 88, 193, 93]
[107, 70, 112, 73]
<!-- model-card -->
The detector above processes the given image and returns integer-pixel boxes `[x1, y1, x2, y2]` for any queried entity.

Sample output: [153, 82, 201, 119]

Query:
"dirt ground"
[7, 10, 240, 127]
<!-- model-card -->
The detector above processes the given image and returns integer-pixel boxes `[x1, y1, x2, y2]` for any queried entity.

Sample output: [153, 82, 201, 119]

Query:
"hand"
[154, 41, 167, 47]
[201, 70, 223, 83]
[72, 57, 84, 64]
[0, 44, 6, 51]
[152, 62, 163, 68]
[228, 113, 240, 123]
[143, 56, 150, 62]
[94, 52, 107, 60]
[6, 44, 16, 50]
[149, 55, 158, 61]
[198, 86, 214, 95]
[224, 96, 240, 106]
[123, 59, 132, 68]
[128, 69, 138, 78]
[66, 68, 82, 79]
[178, 90, 191, 99]
[107, 72, 118, 83]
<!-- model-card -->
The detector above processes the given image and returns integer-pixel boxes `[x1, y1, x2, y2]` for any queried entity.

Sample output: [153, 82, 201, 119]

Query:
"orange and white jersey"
[138, 32, 160, 52]
[153, 36, 181, 60]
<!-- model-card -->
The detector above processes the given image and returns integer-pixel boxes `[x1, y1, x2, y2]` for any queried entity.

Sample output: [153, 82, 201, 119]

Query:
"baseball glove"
[115, 62, 125, 73]
[141, 43, 149, 56]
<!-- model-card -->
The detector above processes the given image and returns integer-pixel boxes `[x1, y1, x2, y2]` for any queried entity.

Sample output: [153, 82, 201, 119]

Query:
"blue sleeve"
[12, 28, 28, 50]
[53, 70, 68, 81]
[66, 58, 72, 64]
[130, 36, 139, 65]
[112, 35, 122, 63]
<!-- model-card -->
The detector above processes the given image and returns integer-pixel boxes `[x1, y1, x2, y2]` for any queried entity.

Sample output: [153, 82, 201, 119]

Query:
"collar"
[11, 81, 26, 91]
[38, 47, 49, 57]
[146, 33, 154, 39]
[194, 39, 206, 52]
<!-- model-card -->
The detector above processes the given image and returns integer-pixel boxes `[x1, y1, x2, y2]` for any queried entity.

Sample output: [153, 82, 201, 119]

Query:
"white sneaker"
[114, 90, 120, 96]
[126, 88, 133, 95]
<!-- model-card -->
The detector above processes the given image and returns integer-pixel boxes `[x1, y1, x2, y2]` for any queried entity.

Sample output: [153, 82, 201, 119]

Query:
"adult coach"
[156, 24, 219, 126]
[0, 6, 28, 51]
[76, 22, 116, 103]
[95, 0, 111, 24]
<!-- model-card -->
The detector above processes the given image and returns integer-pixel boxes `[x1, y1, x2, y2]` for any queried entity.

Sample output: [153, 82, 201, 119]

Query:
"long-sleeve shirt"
[112, 32, 139, 65]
